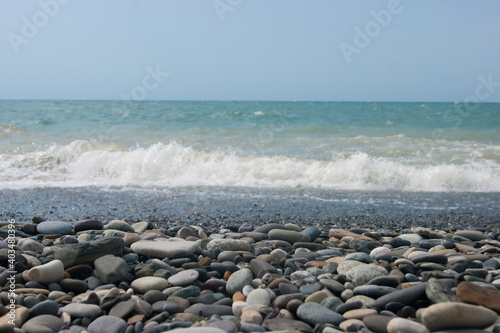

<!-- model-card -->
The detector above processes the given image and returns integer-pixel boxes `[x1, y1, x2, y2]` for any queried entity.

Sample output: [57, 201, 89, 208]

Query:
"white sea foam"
[1, 140, 499, 192]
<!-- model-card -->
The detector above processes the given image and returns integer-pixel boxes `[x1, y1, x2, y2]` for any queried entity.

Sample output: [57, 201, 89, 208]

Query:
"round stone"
[131, 277, 169, 294]
[73, 219, 103, 232]
[29, 300, 59, 317]
[226, 268, 253, 295]
[345, 263, 388, 286]
[296, 302, 344, 326]
[21, 315, 63, 333]
[105, 220, 134, 232]
[60, 303, 102, 317]
[94, 255, 129, 284]
[246, 288, 271, 306]
[168, 270, 199, 286]
[87, 315, 127, 333]
[421, 302, 498, 331]
[36, 221, 73, 235]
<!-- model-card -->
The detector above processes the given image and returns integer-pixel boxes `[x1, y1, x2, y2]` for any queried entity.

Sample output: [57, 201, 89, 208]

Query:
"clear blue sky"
[1, 0, 500, 102]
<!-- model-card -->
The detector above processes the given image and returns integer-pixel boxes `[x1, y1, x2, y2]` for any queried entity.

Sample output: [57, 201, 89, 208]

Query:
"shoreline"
[1, 187, 499, 232]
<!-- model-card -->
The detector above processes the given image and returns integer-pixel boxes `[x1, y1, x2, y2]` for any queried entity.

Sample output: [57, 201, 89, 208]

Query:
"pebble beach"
[1, 210, 500, 333]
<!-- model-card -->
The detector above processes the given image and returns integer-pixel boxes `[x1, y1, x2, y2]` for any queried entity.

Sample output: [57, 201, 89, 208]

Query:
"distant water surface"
[1, 100, 499, 192]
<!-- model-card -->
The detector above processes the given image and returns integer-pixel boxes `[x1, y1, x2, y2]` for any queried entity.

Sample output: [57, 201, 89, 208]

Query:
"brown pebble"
[232, 291, 245, 302]
[198, 257, 212, 266]
[268, 277, 290, 289]
[305, 261, 326, 268]
[456, 281, 500, 313]
[223, 271, 232, 280]
[127, 314, 145, 325]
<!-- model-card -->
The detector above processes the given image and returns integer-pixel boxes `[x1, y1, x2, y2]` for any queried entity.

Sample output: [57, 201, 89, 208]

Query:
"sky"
[1, 0, 500, 102]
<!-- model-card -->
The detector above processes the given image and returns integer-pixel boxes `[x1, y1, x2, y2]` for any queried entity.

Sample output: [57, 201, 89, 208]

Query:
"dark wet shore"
[1, 188, 498, 231]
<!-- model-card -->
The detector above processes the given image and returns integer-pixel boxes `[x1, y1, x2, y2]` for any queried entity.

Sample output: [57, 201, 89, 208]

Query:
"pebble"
[296, 302, 344, 326]
[21, 314, 64, 333]
[87, 315, 128, 333]
[36, 221, 73, 235]
[94, 254, 129, 284]
[131, 276, 169, 294]
[130, 239, 200, 259]
[168, 269, 200, 286]
[2, 219, 499, 333]
[421, 302, 498, 331]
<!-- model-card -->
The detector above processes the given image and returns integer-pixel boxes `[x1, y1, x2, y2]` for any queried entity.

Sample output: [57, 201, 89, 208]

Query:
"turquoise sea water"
[1, 100, 499, 192]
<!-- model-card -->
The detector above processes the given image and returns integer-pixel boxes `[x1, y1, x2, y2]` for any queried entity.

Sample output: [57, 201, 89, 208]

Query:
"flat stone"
[296, 302, 344, 326]
[398, 233, 423, 244]
[319, 279, 345, 294]
[343, 308, 378, 320]
[61, 303, 102, 317]
[454, 230, 489, 241]
[49, 237, 124, 268]
[29, 300, 59, 317]
[373, 282, 428, 310]
[387, 318, 429, 333]
[131, 239, 200, 259]
[412, 254, 448, 265]
[109, 300, 136, 318]
[363, 314, 394, 333]
[426, 278, 460, 303]
[226, 268, 253, 295]
[87, 315, 127, 333]
[168, 270, 199, 286]
[21, 314, 63, 333]
[254, 223, 288, 234]
[131, 276, 169, 294]
[171, 285, 201, 299]
[36, 221, 73, 235]
[74, 219, 103, 232]
[456, 280, 500, 312]
[263, 318, 312, 331]
[421, 302, 497, 331]
[207, 239, 251, 257]
[353, 285, 396, 298]
[250, 259, 279, 276]
[268, 229, 308, 243]
[59, 278, 88, 294]
[94, 255, 129, 284]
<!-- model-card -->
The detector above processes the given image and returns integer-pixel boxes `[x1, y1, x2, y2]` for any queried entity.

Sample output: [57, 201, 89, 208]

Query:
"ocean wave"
[0, 140, 499, 192]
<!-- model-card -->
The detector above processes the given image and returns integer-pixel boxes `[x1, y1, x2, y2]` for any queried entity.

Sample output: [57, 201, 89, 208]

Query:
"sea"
[1, 100, 499, 226]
